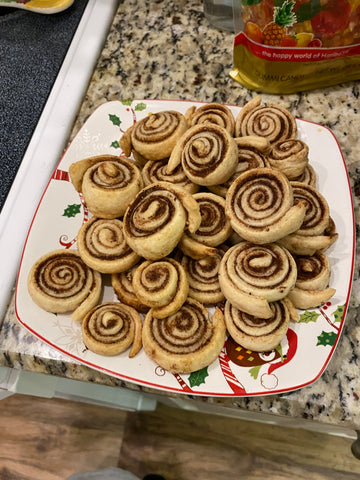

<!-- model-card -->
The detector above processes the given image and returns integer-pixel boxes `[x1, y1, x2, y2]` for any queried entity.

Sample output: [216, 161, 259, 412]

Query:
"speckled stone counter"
[1, 0, 360, 431]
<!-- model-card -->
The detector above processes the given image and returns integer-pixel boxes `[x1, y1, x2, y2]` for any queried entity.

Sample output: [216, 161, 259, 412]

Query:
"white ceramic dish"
[15, 99, 355, 397]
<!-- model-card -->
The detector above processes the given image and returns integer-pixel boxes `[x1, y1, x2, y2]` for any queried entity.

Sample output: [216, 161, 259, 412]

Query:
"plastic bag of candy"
[230, 0, 360, 93]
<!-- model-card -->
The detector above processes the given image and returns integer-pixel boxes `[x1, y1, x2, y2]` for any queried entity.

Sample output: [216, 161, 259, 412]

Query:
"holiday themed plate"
[15, 100, 355, 397]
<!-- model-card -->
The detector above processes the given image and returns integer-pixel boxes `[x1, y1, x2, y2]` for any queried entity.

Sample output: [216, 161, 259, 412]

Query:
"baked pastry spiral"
[186, 102, 235, 135]
[287, 252, 336, 309]
[81, 302, 142, 357]
[132, 258, 189, 318]
[69, 155, 143, 219]
[126, 110, 188, 161]
[225, 167, 307, 244]
[292, 164, 317, 187]
[142, 159, 199, 194]
[27, 249, 102, 322]
[209, 136, 270, 198]
[142, 297, 226, 373]
[224, 299, 291, 352]
[123, 182, 201, 260]
[167, 124, 238, 186]
[180, 245, 227, 305]
[77, 217, 140, 274]
[218, 242, 297, 319]
[111, 265, 149, 313]
[268, 139, 309, 179]
[235, 96, 297, 144]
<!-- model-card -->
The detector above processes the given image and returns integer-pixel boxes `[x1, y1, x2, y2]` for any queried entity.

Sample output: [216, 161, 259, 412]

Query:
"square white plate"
[15, 99, 355, 397]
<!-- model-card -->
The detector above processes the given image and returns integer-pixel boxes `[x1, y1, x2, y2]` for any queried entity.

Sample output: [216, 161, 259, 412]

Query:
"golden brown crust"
[123, 182, 201, 260]
[132, 258, 189, 318]
[69, 155, 143, 219]
[167, 124, 238, 186]
[187, 102, 235, 135]
[142, 297, 226, 373]
[130, 110, 188, 161]
[111, 266, 149, 313]
[225, 168, 307, 244]
[27, 249, 102, 320]
[77, 217, 140, 274]
[224, 299, 291, 352]
[81, 302, 142, 357]
[268, 139, 309, 179]
[218, 242, 297, 318]
[142, 159, 199, 194]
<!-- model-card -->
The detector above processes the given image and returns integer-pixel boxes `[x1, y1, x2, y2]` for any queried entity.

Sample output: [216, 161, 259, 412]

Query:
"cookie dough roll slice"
[132, 258, 189, 319]
[287, 252, 336, 309]
[209, 136, 270, 197]
[111, 264, 149, 313]
[69, 155, 143, 219]
[77, 217, 140, 274]
[235, 95, 297, 144]
[224, 299, 291, 352]
[226, 167, 307, 244]
[278, 182, 338, 255]
[180, 245, 227, 305]
[27, 249, 102, 322]
[218, 242, 297, 319]
[121, 110, 189, 161]
[179, 192, 232, 260]
[167, 124, 238, 186]
[142, 159, 199, 194]
[186, 102, 235, 136]
[123, 181, 201, 260]
[268, 139, 309, 179]
[292, 164, 317, 187]
[82, 302, 142, 358]
[142, 297, 226, 374]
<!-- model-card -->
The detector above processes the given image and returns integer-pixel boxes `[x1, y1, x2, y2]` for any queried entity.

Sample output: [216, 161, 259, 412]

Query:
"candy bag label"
[230, 0, 360, 93]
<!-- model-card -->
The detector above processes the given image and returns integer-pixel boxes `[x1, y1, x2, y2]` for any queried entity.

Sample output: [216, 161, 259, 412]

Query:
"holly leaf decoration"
[63, 204, 81, 218]
[317, 331, 337, 347]
[249, 365, 261, 380]
[134, 102, 147, 111]
[299, 310, 320, 323]
[109, 114, 121, 127]
[188, 367, 208, 387]
[333, 304, 345, 323]
[121, 99, 133, 106]
[110, 140, 120, 149]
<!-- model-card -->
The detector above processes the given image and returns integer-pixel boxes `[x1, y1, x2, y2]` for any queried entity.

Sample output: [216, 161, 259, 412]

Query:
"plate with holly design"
[15, 99, 355, 397]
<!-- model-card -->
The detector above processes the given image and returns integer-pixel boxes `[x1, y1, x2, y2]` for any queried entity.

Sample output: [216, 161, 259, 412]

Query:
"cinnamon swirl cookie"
[225, 167, 307, 244]
[292, 164, 317, 187]
[69, 155, 143, 219]
[142, 159, 199, 194]
[180, 245, 227, 305]
[167, 124, 238, 186]
[81, 302, 142, 357]
[186, 102, 235, 135]
[77, 217, 140, 274]
[125, 110, 188, 161]
[224, 299, 291, 352]
[123, 182, 201, 260]
[268, 139, 309, 180]
[278, 182, 338, 255]
[235, 96, 297, 144]
[218, 242, 297, 319]
[142, 297, 226, 374]
[27, 249, 102, 322]
[287, 252, 336, 309]
[209, 136, 270, 198]
[111, 265, 149, 313]
[132, 258, 189, 318]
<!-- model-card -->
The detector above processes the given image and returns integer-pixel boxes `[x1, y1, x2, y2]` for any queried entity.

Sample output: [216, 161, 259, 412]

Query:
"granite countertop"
[1, 0, 360, 430]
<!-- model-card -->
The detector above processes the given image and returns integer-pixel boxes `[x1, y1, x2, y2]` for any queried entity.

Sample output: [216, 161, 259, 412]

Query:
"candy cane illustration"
[219, 346, 247, 395]
[172, 373, 193, 393]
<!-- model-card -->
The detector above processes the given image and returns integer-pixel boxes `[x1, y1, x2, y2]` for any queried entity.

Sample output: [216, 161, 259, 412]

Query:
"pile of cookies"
[27, 96, 338, 374]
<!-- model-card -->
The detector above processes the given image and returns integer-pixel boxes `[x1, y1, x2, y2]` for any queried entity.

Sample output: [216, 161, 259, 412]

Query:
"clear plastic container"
[203, 0, 234, 32]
